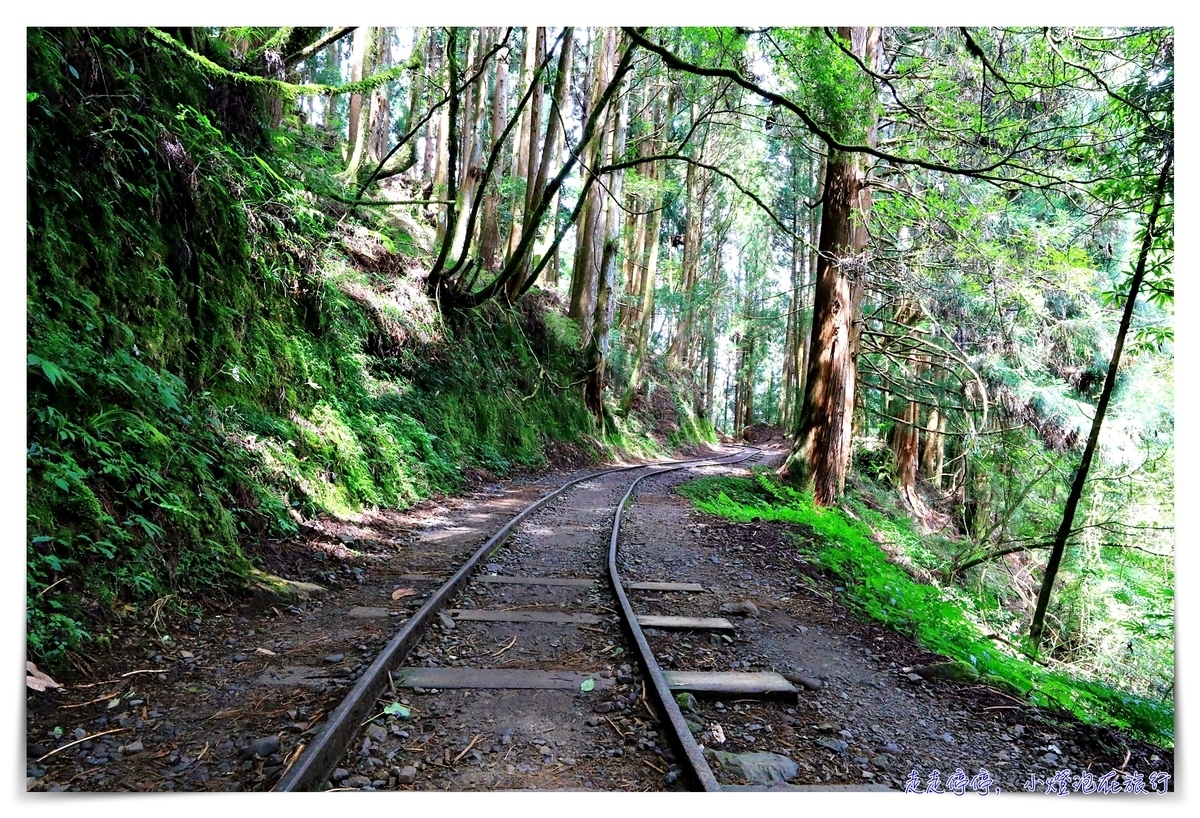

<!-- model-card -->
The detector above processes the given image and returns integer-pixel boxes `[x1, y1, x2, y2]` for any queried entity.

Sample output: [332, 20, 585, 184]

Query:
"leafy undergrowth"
[677, 472, 1174, 747]
[26, 29, 711, 671]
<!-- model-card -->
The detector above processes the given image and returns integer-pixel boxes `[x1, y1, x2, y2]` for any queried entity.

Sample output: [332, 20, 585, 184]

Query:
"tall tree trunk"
[1029, 146, 1173, 650]
[343, 27, 376, 177]
[521, 28, 574, 294]
[569, 29, 615, 342]
[367, 28, 392, 165]
[585, 47, 627, 421]
[504, 28, 538, 266]
[921, 407, 943, 486]
[479, 34, 509, 270]
[420, 32, 440, 184]
[667, 124, 705, 367]
[618, 155, 664, 415]
[777, 27, 880, 505]
[618, 80, 672, 415]
[450, 30, 489, 261]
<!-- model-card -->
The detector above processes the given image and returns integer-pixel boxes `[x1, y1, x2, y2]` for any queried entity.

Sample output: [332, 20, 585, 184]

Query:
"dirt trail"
[26, 444, 1172, 794]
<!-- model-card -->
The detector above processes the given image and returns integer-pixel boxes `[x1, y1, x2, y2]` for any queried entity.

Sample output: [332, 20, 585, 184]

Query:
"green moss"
[677, 471, 1174, 747]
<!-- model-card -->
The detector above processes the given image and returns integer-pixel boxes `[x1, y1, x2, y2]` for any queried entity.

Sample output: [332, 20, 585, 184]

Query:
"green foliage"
[24, 27, 606, 669]
[677, 472, 1173, 746]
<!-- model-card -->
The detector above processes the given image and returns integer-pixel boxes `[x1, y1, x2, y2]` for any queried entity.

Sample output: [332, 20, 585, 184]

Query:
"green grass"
[677, 471, 1174, 747]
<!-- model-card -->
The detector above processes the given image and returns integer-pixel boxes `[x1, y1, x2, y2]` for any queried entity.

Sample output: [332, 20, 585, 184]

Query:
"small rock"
[324, 653, 345, 664]
[905, 673, 924, 682]
[346, 774, 372, 788]
[817, 738, 849, 756]
[705, 749, 799, 784]
[397, 765, 417, 784]
[232, 654, 247, 663]
[438, 612, 457, 631]
[593, 702, 615, 714]
[366, 724, 388, 743]
[73, 728, 86, 741]
[674, 692, 700, 713]
[1043, 753, 1059, 765]
[939, 732, 955, 744]
[331, 768, 350, 783]
[246, 735, 281, 758]
[792, 675, 823, 691]
[719, 600, 760, 617]
[124, 740, 144, 754]
[872, 753, 893, 770]
[485, 564, 501, 573]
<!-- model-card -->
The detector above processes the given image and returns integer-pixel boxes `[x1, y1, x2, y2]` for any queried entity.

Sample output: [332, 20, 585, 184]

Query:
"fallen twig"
[491, 636, 518, 657]
[642, 757, 666, 774]
[59, 689, 126, 709]
[453, 733, 483, 763]
[37, 728, 129, 763]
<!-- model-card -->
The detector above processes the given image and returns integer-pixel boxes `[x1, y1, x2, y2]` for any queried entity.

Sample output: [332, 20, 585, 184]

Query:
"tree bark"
[344, 27, 373, 168]
[479, 35, 509, 270]
[777, 27, 880, 505]
[569, 29, 616, 342]
[585, 33, 626, 420]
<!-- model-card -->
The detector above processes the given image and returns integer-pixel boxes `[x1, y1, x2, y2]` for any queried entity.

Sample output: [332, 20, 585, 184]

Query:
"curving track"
[275, 446, 760, 792]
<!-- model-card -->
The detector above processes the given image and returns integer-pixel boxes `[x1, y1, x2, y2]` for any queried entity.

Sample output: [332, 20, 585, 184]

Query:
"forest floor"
[25, 441, 1173, 795]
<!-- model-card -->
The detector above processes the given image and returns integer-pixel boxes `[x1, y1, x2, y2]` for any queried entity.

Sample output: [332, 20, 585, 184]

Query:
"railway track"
[275, 446, 768, 792]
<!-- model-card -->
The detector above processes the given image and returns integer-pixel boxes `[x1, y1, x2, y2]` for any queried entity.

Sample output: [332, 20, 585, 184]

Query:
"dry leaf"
[710, 723, 726, 744]
[255, 647, 277, 656]
[26, 662, 61, 692]
[391, 587, 417, 600]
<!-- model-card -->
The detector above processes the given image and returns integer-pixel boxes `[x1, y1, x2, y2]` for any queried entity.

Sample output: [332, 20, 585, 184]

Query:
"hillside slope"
[25, 28, 708, 667]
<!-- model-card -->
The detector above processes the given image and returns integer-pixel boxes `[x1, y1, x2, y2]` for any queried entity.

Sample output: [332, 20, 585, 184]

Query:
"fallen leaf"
[710, 722, 726, 744]
[384, 702, 411, 719]
[391, 587, 417, 600]
[26, 662, 61, 692]
[255, 647, 277, 656]
[580, 678, 595, 692]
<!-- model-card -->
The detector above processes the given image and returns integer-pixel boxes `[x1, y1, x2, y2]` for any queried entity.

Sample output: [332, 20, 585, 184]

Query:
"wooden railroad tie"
[393, 667, 798, 703]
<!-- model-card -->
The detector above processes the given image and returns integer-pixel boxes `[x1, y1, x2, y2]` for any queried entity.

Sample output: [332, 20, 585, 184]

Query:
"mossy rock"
[247, 567, 327, 610]
[912, 661, 980, 683]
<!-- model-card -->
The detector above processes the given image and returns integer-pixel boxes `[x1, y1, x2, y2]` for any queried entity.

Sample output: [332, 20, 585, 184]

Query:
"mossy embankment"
[677, 471, 1174, 747]
[25, 28, 710, 668]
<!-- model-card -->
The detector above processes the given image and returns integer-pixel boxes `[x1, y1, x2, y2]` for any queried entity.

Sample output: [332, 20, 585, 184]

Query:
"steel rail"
[274, 446, 750, 792]
[606, 446, 761, 792]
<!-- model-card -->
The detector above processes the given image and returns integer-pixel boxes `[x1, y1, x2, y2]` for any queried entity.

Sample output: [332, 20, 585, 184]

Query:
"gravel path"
[27, 443, 1172, 796]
